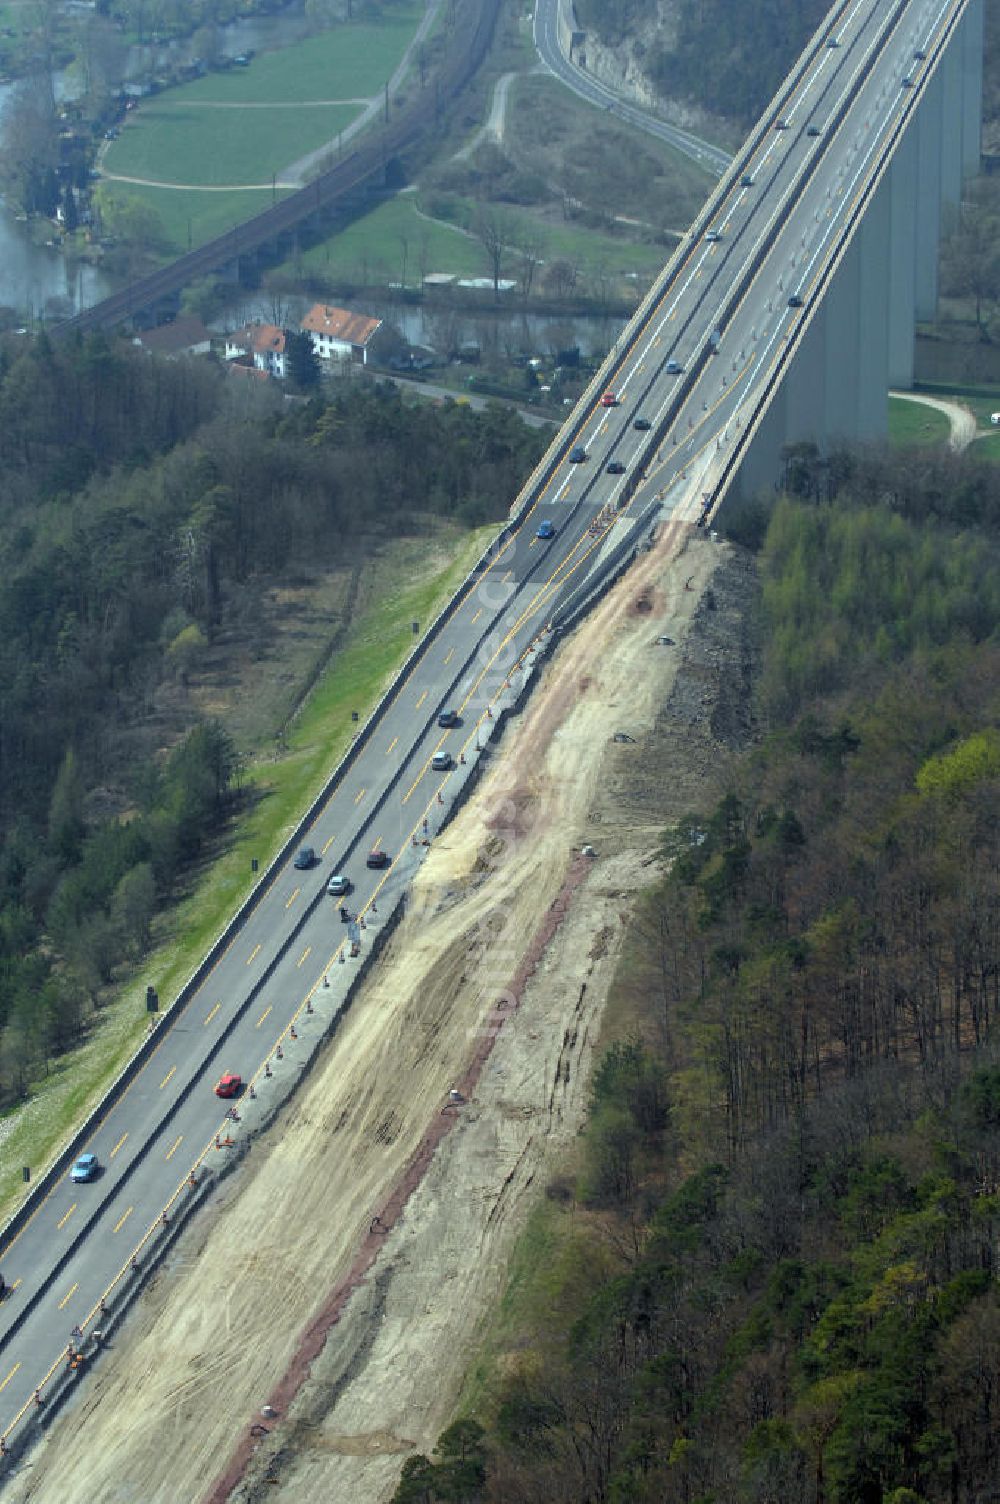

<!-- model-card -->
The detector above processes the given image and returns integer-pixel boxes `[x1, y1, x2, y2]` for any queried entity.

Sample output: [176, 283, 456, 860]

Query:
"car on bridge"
[705, 229, 722, 243]
[536, 519, 556, 539]
[600, 391, 618, 407]
[633, 416, 652, 431]
[788, 293, 804, 308]
[327, 874, 351, 897]
[215, 1073, 243, 1099]
[437, 709, 460, 728]
[569, 445, 588, 463]
[665, 359, 684, 375]
[366, 848, 390, 869]
[71, 1153, 100, 1183]
[740, 173, 755, 187]
[293, 846, 316, 870]
[431, 752, 453, 771]
[606, 461, 626, 475]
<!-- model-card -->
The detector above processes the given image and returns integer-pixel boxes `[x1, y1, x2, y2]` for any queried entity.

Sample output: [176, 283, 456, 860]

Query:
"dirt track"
[7, 520, 744, 1504]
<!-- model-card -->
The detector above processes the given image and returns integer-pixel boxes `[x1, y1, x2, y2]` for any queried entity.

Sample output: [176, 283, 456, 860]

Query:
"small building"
[132, 315, 211, 359]
[300, 303, 385, 365]
[225, 323, 287, 379]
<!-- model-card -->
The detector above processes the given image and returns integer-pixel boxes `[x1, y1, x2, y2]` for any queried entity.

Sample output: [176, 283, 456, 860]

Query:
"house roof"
[133, 315, 211, 355]
[250, 323, 286, 355]
[300, 304, 381, 346]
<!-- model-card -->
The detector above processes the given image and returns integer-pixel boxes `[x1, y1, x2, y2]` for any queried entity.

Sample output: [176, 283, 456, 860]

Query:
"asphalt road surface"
[0, 0, 964, 1455]
[532, 0, 733, 175]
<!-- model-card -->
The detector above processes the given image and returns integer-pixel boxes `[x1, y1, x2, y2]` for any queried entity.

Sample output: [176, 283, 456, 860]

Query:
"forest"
[0, 332, 547, 1106]
[394, 446, 1000, 1504]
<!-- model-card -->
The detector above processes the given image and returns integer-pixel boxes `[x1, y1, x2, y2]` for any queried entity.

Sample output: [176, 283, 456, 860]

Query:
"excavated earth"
[7, 519, 757, 1504]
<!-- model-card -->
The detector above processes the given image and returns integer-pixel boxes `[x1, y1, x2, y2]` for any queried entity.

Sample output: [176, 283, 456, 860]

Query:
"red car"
[215, 1072, 243, 1099]
[600, 391, 618, 407]
[366, 848, 390, 869]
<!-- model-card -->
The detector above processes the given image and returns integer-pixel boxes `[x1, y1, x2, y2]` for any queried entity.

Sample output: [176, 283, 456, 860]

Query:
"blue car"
[71, 1153, 99, 1183]
[536, 520, 555, 540]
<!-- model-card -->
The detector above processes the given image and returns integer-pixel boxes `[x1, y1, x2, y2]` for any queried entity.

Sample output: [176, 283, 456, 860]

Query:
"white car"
[991, 412, 1000, 426]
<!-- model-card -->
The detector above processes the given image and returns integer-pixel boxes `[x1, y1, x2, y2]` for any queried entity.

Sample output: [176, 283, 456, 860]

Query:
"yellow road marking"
[247, 943, 261, 965]
[286, 887, 300, 909]
[9, 1279, 20, 1292]
[113, 1207, 133, 1235]
[0, 1364, 20, 1396]
[471, 608, 482, 624]
[444, 647, 454, 665]
[297, 946, 311, 968]
[109, 1133, 128, 1159]
[57, 1283, 78, 1310]
[203, 1003, 221, 1027]
[256, 1005, 272, 1029]
[322, 835, 335, 855]
[354, 788, 365, 805]
[159, 1066, 176, 1090]
[386, 736, 398, 755]
[165, 1136, 183, 1162]
[371, 837, 383, 852]
[502, 570, 511, 583]
[415, 689, 427, 709]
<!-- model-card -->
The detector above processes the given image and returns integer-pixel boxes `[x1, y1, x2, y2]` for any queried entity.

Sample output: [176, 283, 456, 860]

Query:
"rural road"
[890, 389, 978, 450]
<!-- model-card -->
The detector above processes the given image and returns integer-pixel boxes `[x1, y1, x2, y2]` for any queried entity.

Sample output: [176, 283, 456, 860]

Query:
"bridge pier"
[961, 0, 984, 177]
[914, 64, 944, 321]
[887, 126, 918, 389]
[734, 0, 985, 502]
[855, 176, 890, 442]
[822, 234, 862, 446]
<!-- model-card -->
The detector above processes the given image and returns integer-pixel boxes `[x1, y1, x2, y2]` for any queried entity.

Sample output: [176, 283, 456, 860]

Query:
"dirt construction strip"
[5, 520, 744, 1504]
[204, 853, 592, 1504]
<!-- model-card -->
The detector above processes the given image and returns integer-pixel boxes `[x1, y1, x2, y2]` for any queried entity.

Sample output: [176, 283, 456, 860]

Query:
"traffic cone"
[339, 951, 345, 963]
[265, 1061, 272, 1078]
[306, 998, 313, 1014]
[290, 1025, 297, 1040]
[276, 1045, 283, 1060]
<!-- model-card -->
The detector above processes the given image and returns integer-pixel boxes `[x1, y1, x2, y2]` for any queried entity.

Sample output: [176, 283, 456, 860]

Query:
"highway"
[533, 0, 733, 175]
[0, 0, 971, 1468]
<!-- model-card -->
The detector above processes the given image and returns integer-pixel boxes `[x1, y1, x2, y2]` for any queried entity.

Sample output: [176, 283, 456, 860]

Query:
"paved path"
[890, 389, 978, 451]
[454, 68, 528, 160]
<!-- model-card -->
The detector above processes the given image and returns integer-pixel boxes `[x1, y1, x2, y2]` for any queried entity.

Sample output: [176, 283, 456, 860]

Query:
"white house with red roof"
[225, 323, 287, 379]
[300, 303, 384, 365]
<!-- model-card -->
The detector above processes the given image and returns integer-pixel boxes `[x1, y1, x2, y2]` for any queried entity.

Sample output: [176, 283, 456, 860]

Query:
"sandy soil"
[7, 519, 740, 1504]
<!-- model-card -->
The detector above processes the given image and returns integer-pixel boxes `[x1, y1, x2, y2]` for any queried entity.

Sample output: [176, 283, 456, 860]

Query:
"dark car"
[71, 1153, 100, 1183]
[366, 848, 390, 869]
[774, 118, 789, 130]
[606, 461, 626, 475]
[740, 173, 754, 187]
[569, 445, 588, 463]
[293, 846, 316, 870]
[665, 359, 683, 375]
[633, 417, 652, 431]
[437, 709, 460, 729]
[536, 519, 555, 539]
[215, 1073, 242, 1099]
[788, 293, 804, 308]
[806, 124, 822, 137]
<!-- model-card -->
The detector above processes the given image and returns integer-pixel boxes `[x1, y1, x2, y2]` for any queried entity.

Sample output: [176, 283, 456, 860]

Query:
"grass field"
[115, 183, 294, 256]
[974, 432, 1000, 463]
[888, 396, 951, 447]
[108, 102, 360, 187]
[99, 4, 424, 249]
[0, 523, 496, 1222]
[291, 189, 672, 290]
